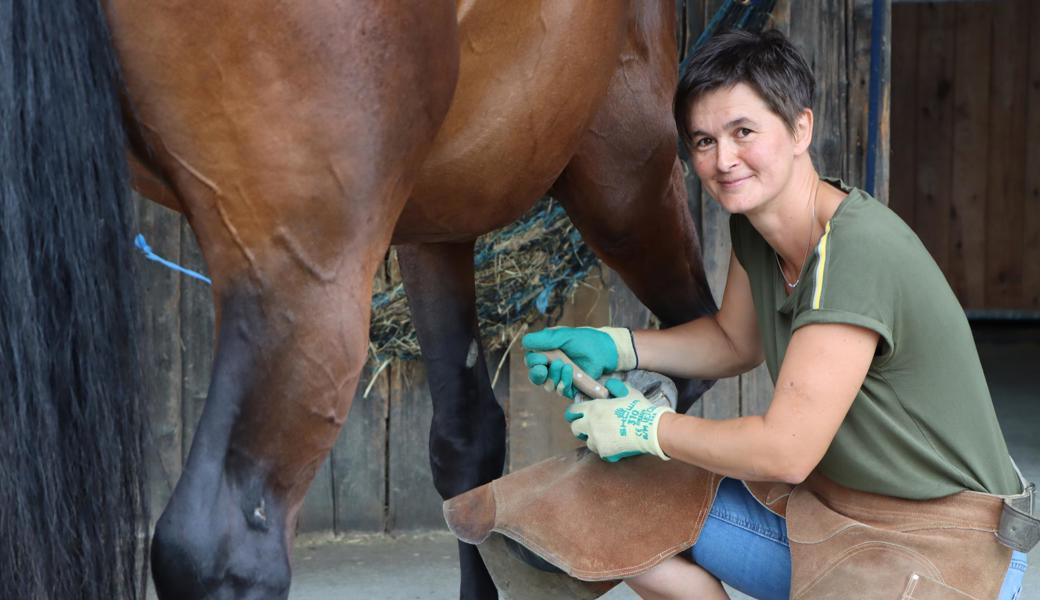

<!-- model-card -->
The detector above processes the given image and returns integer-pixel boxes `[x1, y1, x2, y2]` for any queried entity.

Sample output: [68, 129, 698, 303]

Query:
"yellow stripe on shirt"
[812, 221, 832, 309]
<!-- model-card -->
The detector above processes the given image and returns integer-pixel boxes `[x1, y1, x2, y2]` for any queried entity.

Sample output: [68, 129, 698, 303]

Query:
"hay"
[368, 197, 599, 362]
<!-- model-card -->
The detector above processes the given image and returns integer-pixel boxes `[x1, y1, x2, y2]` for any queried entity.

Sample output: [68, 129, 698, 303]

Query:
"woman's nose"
[715, 140, 739, 172]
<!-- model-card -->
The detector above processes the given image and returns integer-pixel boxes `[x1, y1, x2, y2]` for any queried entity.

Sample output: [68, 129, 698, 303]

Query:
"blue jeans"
[681, 478, 1028, 600]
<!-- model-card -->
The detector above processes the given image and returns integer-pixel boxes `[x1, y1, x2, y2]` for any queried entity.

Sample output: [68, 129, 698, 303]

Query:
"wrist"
[600, 326, 638, 371]
[652, 411, 681, 461]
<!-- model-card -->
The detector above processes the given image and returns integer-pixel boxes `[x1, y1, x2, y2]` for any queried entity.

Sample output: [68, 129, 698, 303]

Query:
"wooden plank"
[178, 221, 214, 462]
[295, 248, 380, 534]
[848, 0, 874, 191]
[874, 4, 892, 208]
[487, 348, 512, 473]
[739, 363, 774, 417]
[948, 3, 992, 309]
[790, 0, 848, 177]
[506, 280, 607, 472]
[698, 189, 739, 420]
[984, 0, 1029, 308]
[770, 0, 792, 36]
[912, 2, 956, 274]
[889, 4, 919, 227]
[333, 361, 390, 533]
[685, 163, 704, 237]
[605, 267, 651, 330]
[1024, 0, 1040, 309]
[327, 263, 392, 534]
[387, 361, 445, 531]
[701, 377, 740, 420]
[297, 456, 335, 533]
[134, 195, 183, 518]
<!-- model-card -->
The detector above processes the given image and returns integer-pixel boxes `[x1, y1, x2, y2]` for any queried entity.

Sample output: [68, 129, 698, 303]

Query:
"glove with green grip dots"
[564, 378, 673, 462]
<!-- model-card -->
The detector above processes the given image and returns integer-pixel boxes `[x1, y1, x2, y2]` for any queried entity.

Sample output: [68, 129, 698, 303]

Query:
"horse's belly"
[392, 0, 627, 244]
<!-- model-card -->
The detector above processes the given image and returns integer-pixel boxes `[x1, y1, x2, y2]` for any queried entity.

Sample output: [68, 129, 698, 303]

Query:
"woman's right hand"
[522, 326, 637, 398]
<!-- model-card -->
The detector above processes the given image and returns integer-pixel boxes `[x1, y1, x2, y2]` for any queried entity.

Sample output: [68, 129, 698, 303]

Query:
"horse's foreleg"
[398, 241, 506, 600]
[552, 9, 717, 410]
[150, 238, 388, 599]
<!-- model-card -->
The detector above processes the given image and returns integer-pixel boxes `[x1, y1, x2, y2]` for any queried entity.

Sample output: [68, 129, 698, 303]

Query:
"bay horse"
[3, 1, 716, 598]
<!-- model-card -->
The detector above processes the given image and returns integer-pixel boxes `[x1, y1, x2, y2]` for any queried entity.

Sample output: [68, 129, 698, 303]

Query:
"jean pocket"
[901, 572, 977, 599]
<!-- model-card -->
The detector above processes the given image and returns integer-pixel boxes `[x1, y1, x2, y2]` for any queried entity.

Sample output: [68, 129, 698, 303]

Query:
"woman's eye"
[736, 127, 753, 138]
[695, 137, 714, 148]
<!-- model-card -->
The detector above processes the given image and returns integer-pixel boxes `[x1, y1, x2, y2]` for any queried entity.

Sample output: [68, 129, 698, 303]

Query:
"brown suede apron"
[445, 450, 1033, 599]
[757, 473, 1013, 599]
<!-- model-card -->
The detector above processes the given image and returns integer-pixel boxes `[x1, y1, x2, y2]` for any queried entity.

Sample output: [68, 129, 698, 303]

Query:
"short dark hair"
[674, 29, 815, 147]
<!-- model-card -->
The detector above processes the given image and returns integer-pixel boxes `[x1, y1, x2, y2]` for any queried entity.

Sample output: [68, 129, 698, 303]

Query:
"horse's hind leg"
[105, 2, 461, 598]
[397, 241, 506, 600]
[552, 3, 716, 411]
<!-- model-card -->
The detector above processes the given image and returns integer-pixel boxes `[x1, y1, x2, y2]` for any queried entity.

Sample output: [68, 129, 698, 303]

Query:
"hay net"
[368, 197, 599, 362]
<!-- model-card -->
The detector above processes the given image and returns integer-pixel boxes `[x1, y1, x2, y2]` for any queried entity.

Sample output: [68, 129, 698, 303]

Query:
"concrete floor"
[290, 323, 1039, 599]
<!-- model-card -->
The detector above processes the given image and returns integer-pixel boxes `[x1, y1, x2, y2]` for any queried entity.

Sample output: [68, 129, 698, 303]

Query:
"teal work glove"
[564, 379, 674, 462]
[523, 326, 637, 399]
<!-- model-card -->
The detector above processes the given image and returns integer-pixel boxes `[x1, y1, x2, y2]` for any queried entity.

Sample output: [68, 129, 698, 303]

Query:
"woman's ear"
[793, 108, 814, 155]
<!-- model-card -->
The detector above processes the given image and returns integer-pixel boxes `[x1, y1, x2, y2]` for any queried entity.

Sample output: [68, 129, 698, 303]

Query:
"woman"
[523, 30, 1031, 599]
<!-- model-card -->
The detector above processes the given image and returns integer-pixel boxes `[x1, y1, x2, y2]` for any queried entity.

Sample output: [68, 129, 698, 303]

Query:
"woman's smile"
[717, 175, 753, 189]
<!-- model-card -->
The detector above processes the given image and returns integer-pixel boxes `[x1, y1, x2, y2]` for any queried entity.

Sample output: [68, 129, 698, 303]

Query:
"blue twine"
[134, 234, 212, 285]
[535, 285, 555, 315]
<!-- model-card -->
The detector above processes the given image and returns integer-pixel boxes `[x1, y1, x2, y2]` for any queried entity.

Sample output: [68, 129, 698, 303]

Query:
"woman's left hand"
[565, 379, 674, 462]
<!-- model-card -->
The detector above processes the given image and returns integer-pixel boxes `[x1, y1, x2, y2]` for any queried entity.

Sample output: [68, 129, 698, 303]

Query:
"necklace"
[775, 180, 819, 289]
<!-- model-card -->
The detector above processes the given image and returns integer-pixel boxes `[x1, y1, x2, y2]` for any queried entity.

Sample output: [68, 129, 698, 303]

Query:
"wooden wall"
[135, 0, 888, 535]
[889, 0, 1039, 311]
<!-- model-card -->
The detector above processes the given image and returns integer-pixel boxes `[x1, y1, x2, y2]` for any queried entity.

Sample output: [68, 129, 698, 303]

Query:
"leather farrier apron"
[750, 469, 1036, 599]
[445, 451, 1039, 599]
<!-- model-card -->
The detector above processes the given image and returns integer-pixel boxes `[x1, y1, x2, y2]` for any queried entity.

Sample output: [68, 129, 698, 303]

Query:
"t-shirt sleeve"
[791, 222, 896, 359]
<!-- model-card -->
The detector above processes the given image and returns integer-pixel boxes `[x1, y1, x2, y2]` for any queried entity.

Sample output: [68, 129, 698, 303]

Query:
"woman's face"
[686, 83, 809, 216]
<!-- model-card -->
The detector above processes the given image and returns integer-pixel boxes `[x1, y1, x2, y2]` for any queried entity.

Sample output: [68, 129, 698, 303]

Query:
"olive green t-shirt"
[730, 180, 1021, 499]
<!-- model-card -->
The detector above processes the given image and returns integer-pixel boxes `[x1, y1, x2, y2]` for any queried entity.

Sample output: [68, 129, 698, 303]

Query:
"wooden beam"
[913, 2, 956, 273]
[984, 0, 1029, 308]
[1024, 0, 1040, 309]
[387, 362, 445, 531]
[333, 361, 390, 533]
[178, 222, 213, 464]
[135, 196, 184, 520]
[889, 4, 919, 227]
[948, 3, 992, 308]
[850, 0, 892, 204]
[791, 0, 849, 177]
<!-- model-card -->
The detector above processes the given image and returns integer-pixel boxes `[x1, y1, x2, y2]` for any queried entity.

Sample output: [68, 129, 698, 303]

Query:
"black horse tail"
[1, 1, 147, 598]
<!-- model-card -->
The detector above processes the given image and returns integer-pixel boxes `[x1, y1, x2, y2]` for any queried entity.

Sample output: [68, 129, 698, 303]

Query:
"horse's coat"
[10, 1, 717, 598]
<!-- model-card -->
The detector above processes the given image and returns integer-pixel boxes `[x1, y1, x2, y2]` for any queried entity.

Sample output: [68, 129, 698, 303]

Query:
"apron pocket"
[793, 541, 942, 599]
[901, 572, 977, 600]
